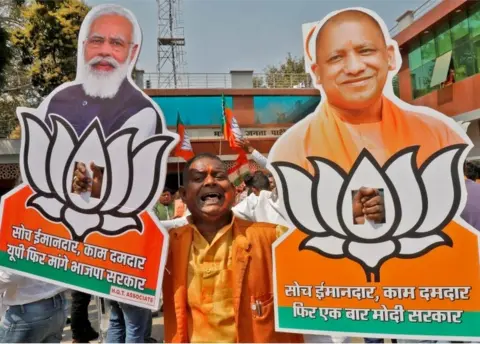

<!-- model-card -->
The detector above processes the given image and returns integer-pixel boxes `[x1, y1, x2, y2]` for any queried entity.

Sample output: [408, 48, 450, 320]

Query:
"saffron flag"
[221, 94, 243, 149]
[228, 152, 250, 187]
[221, 94, 250, 185]
[173, 112, 194, 161]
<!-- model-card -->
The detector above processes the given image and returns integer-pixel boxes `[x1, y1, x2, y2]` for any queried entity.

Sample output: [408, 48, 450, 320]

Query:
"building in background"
[391, 0, 480, 159]
[5, 0, 480, 193]
[146, 84, 320, 189]
[0, 71, 319, 193]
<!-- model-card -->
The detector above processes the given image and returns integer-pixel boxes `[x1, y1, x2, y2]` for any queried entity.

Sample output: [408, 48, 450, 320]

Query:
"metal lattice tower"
[156, 0, 187, 88]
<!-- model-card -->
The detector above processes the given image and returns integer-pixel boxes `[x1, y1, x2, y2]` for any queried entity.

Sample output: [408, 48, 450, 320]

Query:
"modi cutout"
[269, 8, 467, 176]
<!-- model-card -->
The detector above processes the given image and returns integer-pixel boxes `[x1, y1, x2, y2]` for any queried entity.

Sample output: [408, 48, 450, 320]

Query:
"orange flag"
[173, 112, 194, 161]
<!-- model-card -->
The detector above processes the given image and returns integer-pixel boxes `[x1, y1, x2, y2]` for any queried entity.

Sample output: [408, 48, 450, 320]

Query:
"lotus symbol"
[19, 111, 174, 241]
[272, 145, 467, 282]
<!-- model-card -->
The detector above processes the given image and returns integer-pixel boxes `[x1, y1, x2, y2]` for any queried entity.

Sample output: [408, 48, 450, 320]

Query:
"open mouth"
[200, 192, 223, 205]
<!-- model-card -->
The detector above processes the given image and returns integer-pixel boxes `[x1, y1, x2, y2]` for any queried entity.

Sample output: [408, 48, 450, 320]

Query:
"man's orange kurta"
[269, 96, 465, 173]
[162, 217, 304, 343]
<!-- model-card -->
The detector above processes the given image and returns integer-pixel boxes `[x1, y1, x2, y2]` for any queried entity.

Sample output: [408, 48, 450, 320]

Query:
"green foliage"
[10, 0, 90, 96]
[255, 53, 310, 88]
[0, 94, 21, 138]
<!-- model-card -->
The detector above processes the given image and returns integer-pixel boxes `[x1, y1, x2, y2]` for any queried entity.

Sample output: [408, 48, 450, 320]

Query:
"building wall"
[394, 0, 480, 115]
[145, 89, 320, 127]
[0, 89, 322, 189]
[145, 88, 322, 190]
[144, 88, 320, 158]
[393, 0, 480, 160]
[406, 72, 480, 116]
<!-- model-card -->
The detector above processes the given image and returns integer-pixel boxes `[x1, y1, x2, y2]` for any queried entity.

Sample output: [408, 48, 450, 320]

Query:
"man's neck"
[193, 212, 233, 244]
[329, 97, 383, 124]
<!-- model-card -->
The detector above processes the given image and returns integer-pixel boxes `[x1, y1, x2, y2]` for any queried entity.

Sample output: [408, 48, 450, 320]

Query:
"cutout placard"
[0, 4, 178, 310]
[269, 7, 480, 341]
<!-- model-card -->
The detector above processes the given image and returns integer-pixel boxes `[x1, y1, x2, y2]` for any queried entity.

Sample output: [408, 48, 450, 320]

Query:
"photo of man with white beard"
[9, 4, 175, 343]
[36, 5, 162, 139]
[31, 4, 167, 196]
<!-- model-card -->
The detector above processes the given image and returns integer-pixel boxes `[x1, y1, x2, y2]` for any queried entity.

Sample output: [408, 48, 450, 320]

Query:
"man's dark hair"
[162, 187, 174, 194]
[243, 173, 253, 187]
[250, 171, 270, 192]
[182, 153, 225, 184]
[464, 161, 479, 181]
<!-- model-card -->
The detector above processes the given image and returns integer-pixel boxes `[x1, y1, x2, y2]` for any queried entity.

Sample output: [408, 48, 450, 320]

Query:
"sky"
[86, 0, 427, 74]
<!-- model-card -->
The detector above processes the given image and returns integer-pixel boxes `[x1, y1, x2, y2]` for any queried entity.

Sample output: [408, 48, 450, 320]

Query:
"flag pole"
[175, 109, 181, 187]
[219, 134, 222, 156]
[219, 94, 224, 157]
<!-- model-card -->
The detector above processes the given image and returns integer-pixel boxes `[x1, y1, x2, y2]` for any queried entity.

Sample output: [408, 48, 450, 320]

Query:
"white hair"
[86, 5, 141, 46]
[81, 51, 132, 99]
[74, 4, 143, 83]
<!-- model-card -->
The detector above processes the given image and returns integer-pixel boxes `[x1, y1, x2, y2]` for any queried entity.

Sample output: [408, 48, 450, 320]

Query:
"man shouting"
[163, 153, 304, 343]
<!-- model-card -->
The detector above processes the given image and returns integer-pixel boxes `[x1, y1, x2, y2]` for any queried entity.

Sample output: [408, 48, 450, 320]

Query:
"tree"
[0, 0, 25, 89]
[0, 25, 11, 88]
[10, 0, 90, 96]
[262, 53, 311, 88]
[0, 94, 22, 138]
[0, 0, 25, 28]
[0, 0, 31, 138]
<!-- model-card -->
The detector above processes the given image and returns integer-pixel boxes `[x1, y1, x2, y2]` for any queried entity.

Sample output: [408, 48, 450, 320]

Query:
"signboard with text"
[0, 4, 178, 310]
[269, 7, 480, 341]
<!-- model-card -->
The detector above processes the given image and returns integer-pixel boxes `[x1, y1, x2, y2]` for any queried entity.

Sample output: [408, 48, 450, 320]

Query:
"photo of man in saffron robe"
[268, 8, 480, 342]
[269, 7, 471, 228]
[270, 8, 467, 177]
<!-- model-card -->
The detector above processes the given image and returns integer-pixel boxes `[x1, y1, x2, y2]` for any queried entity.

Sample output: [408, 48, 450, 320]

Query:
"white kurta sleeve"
[159, 208, 191, 231]
[159, 217, 189, 231]
[250, 150, 268, 169]
[232, 193, 258, 221]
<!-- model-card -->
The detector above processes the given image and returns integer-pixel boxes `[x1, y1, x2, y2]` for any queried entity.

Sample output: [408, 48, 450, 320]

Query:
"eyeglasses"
[86, 36, 133, 52]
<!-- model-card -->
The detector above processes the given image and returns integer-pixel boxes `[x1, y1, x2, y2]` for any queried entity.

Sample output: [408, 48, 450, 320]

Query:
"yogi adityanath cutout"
[269, 9, 465, 224]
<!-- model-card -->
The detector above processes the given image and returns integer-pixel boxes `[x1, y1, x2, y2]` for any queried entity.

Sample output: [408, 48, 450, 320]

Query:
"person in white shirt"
[235, 137, 269, 169]
[0, 272, 67, 343]
[0, 178, 68, 343]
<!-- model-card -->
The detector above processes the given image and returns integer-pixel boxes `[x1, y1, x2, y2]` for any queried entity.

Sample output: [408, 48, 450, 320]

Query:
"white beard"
[81, 56, 130, 99]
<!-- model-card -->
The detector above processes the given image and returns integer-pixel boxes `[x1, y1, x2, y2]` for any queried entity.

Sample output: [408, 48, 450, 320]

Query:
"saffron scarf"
[306, 96, 463, 172]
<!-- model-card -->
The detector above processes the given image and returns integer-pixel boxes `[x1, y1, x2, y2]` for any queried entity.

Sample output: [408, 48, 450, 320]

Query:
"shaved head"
[309, 8, 396, 112]
[316, 10, 387, 56]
